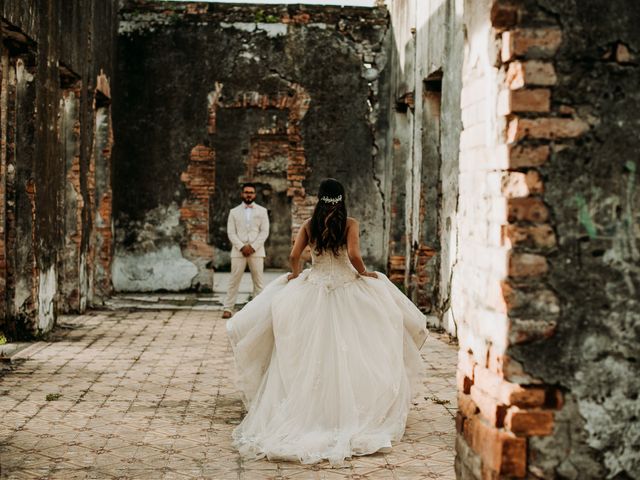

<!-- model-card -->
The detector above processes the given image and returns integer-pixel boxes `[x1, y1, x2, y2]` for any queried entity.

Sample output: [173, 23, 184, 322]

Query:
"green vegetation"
[254, 10, 279, 24]
[45, 393, 62, 401]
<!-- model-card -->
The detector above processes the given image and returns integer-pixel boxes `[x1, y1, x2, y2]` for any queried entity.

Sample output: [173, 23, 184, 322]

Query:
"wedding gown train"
[226, 246, 428, 465]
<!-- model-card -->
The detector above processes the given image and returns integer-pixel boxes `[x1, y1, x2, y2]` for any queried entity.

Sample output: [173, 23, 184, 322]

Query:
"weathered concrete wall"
[450, 0, 640, 478]
[504, 1, 640, 477]
[113, 1, 390, 291]
[384, 0, 464, 330]
[0, 0, 118, 340]
[384, 0, 639, 477]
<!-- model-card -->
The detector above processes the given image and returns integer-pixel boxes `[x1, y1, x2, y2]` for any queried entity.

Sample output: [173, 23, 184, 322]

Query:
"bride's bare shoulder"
[346, 217, 359, 228]
[302, 218, 312, 234]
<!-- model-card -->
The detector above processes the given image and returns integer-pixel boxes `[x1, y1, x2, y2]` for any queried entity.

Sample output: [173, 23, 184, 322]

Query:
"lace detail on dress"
[306, 245, 359, 290]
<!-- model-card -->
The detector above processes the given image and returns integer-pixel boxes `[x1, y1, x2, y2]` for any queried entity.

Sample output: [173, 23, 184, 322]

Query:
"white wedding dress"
[226, 245, 428, 465]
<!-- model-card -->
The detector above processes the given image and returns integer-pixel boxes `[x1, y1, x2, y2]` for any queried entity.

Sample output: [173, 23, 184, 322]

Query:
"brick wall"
[180, 145, 216, 290]
[59, 84, 84, 313]
[0, 1, 118, 338]
[180, 82, 310, 283]
[454, 1, 596, 477]
[384, 0, 464, 327]
[114, 2, 390, 287]
[91, 76, 115, 304]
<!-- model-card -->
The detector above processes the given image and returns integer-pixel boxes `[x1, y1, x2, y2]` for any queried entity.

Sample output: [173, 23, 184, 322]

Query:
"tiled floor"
[0, 306, 457, 479]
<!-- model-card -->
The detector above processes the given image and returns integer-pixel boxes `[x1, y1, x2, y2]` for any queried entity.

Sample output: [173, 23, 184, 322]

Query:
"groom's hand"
[240, 245, 254, 256]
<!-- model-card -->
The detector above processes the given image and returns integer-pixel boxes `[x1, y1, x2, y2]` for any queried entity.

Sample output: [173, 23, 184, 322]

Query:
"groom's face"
[242, 187, 256, 204]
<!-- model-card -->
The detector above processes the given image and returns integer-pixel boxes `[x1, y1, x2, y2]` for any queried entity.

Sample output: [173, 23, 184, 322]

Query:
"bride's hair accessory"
[320, 195, 342, 204]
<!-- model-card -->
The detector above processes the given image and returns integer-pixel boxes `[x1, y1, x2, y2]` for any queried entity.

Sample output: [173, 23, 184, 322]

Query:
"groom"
[222, 183, 270, 319]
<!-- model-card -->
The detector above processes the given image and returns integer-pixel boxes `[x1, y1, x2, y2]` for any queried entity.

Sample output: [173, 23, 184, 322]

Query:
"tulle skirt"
[226, 270, 428, 465]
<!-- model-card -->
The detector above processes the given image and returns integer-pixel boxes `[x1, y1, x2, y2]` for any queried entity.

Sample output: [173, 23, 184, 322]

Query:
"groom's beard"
[243, 199, 254, 205]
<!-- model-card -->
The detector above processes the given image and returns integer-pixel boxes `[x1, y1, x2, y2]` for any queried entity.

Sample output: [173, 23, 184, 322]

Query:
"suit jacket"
[227, 203, 270, 258]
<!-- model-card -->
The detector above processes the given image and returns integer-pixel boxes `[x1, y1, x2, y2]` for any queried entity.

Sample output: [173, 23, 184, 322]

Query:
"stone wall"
[385, 0, 639, 477]
[0, 1, 118, 340]
[112, 1, 390, 291]
[451, 1, 640, 478]
[384, 0, 464, 330]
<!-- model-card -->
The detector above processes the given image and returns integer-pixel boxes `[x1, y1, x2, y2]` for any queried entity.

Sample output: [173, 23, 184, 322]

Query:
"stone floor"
[0, 279, 458, 479]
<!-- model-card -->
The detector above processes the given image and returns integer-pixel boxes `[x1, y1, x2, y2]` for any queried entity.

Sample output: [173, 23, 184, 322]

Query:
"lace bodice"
[306, 245, 359, 289]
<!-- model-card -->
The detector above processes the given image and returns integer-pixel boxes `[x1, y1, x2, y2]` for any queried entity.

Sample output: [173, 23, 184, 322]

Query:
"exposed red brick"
[456, 411, 466, 433]
[463, 414, 527, 477]
[508, 197, 549, 223]
[509, 317, 558, 344]
[412, 242, 437, 311]
[292, 12, 310, 24]
[505, 407, 554, 436]
[92, 101, 115, 301]
[459, 392, 480, 418]
[388, 255, 406, 285]
[503, 223, 557, 249]
[506, 61, 557, 89]
[474, 366, 546, 408]
[457, 370, 474, 395]
[501, 28, 562, 62]
[499, 88, 551, 114]
[180, 145, 216, 270]
[508, 116, 590, 141]
[508, 144, 550, 168]
[471, 384, 508, 427]
[501, 170, 544, 198]
[509, 252, 548, 277]
[490, 2, 521, 30]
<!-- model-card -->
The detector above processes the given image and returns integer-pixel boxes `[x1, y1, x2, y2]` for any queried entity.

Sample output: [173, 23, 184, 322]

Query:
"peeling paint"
[112, 245, 198, 292]
[37, 265, 56, 333]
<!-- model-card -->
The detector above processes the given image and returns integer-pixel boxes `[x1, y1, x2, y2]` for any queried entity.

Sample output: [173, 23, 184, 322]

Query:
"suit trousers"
[223, 256, 265, 312]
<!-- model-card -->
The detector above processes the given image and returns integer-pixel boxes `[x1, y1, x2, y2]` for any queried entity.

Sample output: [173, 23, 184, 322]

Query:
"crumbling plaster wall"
[113, 2, 391, 291]
[0, 0, 118, 339]
[384, 0, 464, 331]
[505, 1, 640, 477]
[385, 0, 639, 477]
[451, 0, 640, 478]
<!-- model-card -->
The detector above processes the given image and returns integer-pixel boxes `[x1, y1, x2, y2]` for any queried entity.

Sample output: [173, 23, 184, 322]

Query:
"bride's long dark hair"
[310, 178, 347, 256]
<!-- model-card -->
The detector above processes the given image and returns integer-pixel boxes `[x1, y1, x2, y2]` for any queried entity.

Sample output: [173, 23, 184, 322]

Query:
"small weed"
[254, 10, 279, 24]
[45, 393, 62, 401]
[0, 333, 6, 345]
[425, 395, 450, 405]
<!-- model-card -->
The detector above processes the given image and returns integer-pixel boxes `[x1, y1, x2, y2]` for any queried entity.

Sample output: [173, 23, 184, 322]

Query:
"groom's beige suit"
[223, 202, 270, 312]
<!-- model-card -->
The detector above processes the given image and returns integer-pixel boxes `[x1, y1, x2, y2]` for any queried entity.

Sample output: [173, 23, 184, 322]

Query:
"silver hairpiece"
[320, 195, 343, 204]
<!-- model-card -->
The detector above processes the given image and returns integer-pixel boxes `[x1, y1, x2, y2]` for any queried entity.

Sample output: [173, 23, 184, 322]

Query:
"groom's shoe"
[222, 310, 233, 319]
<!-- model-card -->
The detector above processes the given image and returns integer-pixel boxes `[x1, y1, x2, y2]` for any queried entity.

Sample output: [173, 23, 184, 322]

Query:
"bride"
[226, 178, 428, 465]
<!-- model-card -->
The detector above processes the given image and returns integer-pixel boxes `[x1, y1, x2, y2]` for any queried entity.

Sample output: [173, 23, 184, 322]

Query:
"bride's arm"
[288, 221, 309, 280]
[346, 219, 378, 278]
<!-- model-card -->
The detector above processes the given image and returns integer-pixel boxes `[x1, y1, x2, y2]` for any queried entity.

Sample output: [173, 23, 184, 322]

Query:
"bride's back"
[308, 243, 357, 288]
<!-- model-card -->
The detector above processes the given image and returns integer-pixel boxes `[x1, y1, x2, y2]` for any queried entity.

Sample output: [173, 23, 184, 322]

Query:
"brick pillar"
[59, 84, 84, 313]
[91, 75, 115, 304]
[180, 145, 215, 290]
[0, 51, 12, 320]
[455, 2, 577, 478]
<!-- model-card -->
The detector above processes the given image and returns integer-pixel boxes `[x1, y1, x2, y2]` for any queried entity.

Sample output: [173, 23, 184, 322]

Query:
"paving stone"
[0, 309, 456, 478]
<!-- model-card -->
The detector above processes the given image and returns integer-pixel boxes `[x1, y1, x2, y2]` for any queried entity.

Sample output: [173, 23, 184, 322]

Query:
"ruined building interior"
[0, 0, 638, 478]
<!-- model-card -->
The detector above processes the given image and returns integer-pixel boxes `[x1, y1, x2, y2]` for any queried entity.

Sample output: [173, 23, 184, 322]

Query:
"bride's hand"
[360, 271, 378, 279]
[287, 272, 299, 281]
